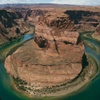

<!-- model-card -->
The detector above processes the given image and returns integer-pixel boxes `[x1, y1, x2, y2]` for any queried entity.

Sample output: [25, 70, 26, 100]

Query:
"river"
[0, 32, 100, 100]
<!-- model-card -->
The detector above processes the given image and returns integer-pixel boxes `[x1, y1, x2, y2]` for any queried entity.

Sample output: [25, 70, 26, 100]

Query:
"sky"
[0, 0, 100, 6]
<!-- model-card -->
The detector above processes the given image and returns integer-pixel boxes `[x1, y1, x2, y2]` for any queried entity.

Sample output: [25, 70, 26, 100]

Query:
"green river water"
[0, 32, 100, 100]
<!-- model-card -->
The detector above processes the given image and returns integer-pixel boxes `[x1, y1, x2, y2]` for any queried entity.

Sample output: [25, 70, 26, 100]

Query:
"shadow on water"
[82, 53, 89, 69]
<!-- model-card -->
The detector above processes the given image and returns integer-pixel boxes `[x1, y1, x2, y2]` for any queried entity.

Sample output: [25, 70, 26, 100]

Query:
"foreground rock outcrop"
[5, 38, 84, 96]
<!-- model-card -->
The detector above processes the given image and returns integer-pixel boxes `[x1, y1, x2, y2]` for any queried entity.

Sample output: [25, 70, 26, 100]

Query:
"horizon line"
[0, 3, 100, 6]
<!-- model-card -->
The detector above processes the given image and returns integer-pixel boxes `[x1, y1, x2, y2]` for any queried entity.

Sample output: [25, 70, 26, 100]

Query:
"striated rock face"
[95, 24, 100, 35]
[65, 10, 100, 25]
[25, 9, 100, 44]
[0, 9, 22, 28]
[25, 9, 100, 32]
[92, 23, 100, 40]
[0, 9, 30, 45]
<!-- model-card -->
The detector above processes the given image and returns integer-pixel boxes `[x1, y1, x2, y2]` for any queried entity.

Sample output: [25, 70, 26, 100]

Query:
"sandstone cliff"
[92, 23, 100, 40]
[25, 9, 100, 31]
[0, 9, 30, 45]
[25, 9, 100, 44]
[95, 24, 100, 35]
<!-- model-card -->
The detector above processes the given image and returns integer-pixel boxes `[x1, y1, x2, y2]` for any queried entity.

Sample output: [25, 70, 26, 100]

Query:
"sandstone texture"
[5, 39, 84, 85]
[5, 38, 84, 96]
[25, 8, 100, 32]
[92, 23, 100, 40]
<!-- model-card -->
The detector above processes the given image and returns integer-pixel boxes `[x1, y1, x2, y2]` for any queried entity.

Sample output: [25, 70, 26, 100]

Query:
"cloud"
[51, 0, 100, 5]
[0, 0, 40, 4]
[0, 0, 53, 4]
[0, 0, 100, 5]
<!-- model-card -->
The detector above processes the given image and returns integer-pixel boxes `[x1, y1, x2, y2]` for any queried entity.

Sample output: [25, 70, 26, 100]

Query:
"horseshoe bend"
[5, 33, 84, 96]
[1, 5, 100, 98]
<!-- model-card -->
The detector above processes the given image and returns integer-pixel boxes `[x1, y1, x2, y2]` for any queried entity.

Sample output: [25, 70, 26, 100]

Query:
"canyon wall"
[25, 9, 100, 44]
[0, 9, 30, 45]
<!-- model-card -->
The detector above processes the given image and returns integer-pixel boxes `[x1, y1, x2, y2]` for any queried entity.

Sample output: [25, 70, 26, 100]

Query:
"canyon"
[0, 4, 99, 97]
[0, 9, 31, 45]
